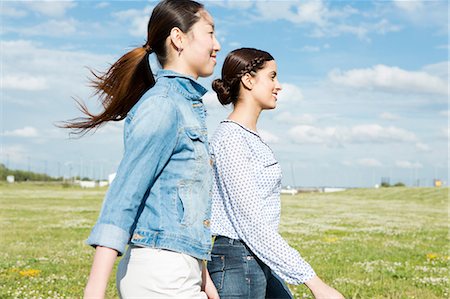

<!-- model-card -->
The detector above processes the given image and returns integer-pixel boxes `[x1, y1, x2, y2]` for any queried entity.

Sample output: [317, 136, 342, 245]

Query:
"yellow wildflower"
[19, 269, 41, 277]
[324, 237, 338, 243]
[426, 253, 438, 260]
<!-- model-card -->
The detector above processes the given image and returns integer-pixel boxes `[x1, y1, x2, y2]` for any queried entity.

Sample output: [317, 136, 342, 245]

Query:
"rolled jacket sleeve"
[86, 96, 178, 255]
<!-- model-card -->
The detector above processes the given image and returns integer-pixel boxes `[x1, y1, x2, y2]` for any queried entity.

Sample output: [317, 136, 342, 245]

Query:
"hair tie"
[143, 44, 153, 53]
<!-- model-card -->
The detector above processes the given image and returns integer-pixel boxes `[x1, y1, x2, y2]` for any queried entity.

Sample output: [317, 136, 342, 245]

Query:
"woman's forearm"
[84, 246, 118, 299]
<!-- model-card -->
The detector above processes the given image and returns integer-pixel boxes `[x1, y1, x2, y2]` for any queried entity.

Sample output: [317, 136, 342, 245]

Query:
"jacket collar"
[156, 69, 208, 100]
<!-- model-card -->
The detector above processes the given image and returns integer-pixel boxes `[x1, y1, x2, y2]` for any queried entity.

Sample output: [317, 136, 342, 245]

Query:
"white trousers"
[116, 246, 207, 299]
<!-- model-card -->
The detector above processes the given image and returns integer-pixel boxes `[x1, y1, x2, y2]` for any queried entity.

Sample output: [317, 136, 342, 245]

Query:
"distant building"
[322, 187, 346, 193]
[281, 188, 298, 195]
[6, 175, 14, 183]
[79, 181, 96, 188]
[434, 179, 442, 187]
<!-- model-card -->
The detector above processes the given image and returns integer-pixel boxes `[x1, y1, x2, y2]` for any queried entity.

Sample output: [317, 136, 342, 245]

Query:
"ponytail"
[61, 46, 153, 134]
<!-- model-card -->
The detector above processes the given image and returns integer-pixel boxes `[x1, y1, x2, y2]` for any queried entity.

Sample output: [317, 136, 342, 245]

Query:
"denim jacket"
[87, 69, 213, 260]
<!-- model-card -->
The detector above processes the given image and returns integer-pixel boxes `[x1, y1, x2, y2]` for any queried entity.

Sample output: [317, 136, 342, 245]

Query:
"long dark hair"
[212, 47, 274, 106]
[61, 0, 204, 134]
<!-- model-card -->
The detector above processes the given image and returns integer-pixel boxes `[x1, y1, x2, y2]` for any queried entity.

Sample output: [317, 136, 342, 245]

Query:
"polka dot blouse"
[210, 120, 316, 285]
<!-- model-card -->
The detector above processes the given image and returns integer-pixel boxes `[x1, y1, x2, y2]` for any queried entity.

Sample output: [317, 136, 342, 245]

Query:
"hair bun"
[212, 79, 232, 105]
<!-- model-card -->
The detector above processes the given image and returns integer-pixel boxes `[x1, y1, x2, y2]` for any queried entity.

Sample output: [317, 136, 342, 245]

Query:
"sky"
[1, 0, 448, 187]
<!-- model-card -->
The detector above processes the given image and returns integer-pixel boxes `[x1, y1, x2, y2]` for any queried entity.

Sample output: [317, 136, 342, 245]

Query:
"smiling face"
[248, 60, 282, 110]
[182, 10, 221, 78]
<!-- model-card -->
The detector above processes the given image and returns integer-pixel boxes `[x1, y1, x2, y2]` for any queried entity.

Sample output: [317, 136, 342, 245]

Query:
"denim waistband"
[213, 235, 244, 246]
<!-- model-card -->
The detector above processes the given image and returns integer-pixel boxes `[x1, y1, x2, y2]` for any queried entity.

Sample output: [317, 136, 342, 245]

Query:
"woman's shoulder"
[131, 85, 173, 113]
[211, 121, 250, 149]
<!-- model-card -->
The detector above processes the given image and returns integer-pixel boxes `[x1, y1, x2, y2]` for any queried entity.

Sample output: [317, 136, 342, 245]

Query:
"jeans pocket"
[207, 254, 225, 291]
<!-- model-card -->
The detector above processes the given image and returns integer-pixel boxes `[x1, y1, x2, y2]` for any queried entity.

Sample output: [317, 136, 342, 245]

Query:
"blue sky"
[1, 0, 448, 187]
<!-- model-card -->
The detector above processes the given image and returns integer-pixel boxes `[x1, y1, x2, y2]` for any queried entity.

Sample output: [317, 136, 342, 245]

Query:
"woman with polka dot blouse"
[207, 48, 344, 299]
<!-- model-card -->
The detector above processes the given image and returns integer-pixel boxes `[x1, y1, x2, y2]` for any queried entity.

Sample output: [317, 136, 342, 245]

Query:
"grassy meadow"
[0, 183, 448, 298]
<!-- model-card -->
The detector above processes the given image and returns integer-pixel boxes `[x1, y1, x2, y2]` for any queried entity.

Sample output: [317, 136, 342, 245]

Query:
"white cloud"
[288, 125, 338, 145]
[329, 64, 448, 95]
[9, 19, 78, 37]
[2, 39, 114, 106]
[112, 6, 155, 37]
[4, 126, 39, 138]
[436, 44, 449, 50]
[0, 5, 27, 18]
[301, 45, 321, 52]
[440, 127, 449, 139]
[350, 124, 417, 143]
[250, 1, 400, 40]
[274, 111, 316, 125]
[203, 91, 223, 110]
[439, 110, 449, 117]
[24, 0, 76, 18]
[391, 0, 447, 33]
[290, 0, 327, 26]
[228, 41, 241, 48]
[422, 61, 448, 80]
[252, 0, 350, 27]
[379, 112, 400, 121]
[289, 124, 418, 145]
[357, 158, 383, 168]
[1, 145, 28, 164]
[395, 160, 423, 169]
[2, 74, 48, 91]
[415, 143, 430, 152]
[393, 0, 424, 13]
[373, 19, 402, 35]
[259, 129, 279, 144]
[93, 122, 124, 135]
[96, 2, 110, 9]
[278, 83, 303, 103]
[208, 0, 254, 10]
[341, 160, 353, 167]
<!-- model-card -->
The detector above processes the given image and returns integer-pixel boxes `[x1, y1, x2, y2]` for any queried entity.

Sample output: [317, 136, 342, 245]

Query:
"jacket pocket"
[184, 127, 207, 160]
[176, 180, 203, 226]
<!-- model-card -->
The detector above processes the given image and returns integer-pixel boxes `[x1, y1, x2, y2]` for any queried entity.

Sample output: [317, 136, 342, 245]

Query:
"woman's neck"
[227, 100, 262, 132]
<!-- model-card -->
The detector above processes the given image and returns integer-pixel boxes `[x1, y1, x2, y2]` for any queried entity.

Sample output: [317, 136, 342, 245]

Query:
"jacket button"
[203, 220, 210, 228]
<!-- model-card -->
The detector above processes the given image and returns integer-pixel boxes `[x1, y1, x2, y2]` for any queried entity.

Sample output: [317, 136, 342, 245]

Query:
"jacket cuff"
[86, 223, 130, 256]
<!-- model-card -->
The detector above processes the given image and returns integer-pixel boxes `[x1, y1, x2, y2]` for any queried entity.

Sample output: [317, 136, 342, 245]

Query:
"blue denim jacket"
[87, 69, 213, 260]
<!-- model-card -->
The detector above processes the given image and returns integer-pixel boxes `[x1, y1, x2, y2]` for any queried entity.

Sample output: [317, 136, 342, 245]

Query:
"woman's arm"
[86, 96, 179, 255]
[84, 246, 118, 299]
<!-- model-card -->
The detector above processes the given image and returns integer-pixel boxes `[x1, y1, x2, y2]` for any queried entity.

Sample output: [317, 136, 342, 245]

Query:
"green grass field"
[0, 183, 448, 298]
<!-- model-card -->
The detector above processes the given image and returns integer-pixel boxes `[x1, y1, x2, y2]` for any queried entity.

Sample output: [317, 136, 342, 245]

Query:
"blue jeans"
[207, 236, 293, 299]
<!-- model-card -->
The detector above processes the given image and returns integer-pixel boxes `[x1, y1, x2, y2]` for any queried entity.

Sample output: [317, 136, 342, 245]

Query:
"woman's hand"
[305, 275, 344, 299]
[202, 262, 220, 299]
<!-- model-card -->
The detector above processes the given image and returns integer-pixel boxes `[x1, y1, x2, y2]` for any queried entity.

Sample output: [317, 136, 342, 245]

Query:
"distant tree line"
[0, 164, 61, 182]
[381, 181, 405, 187]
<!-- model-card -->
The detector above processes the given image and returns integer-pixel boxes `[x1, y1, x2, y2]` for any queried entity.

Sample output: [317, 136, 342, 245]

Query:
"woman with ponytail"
[62, 1, 220, 298]
[207, 48, 344, 299]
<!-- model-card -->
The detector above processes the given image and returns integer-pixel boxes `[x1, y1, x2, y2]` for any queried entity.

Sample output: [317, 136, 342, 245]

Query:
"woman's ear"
[241, 73, 253, 90]
[169, 27, 185, 53]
